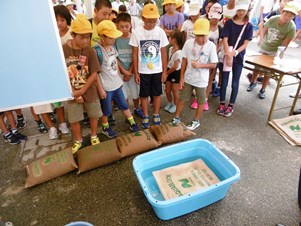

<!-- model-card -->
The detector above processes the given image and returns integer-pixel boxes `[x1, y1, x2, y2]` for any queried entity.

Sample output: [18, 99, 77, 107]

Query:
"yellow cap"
[283, 2, 299, 15]
[162, 0, 176, 5]
[142, 4, 160, 19]
[193, 18, 210, 35]
[176, 0, 184, 8]
[97, 20, 123, 39]
[71, 14, 93, 34]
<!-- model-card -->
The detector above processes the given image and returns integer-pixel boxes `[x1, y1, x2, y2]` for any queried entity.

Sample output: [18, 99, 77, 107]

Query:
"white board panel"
[0, 0, 73, 111]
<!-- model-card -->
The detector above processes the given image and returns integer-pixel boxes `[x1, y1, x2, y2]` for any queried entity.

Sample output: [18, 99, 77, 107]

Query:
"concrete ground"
[1, 42, 301, 226]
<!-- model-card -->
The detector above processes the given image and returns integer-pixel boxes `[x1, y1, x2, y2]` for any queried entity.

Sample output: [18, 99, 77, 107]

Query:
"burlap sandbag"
[153, 159, 220, 200]
[150, 122, 196, 145]
[77, 139, 121, 174]
[116, 129, 160, 157]
[25, 148, 77, 188]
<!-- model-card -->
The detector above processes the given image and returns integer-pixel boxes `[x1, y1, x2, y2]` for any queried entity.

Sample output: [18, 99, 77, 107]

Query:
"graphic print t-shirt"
[129, 26, 169, 74]
[63, 44, 100, 102]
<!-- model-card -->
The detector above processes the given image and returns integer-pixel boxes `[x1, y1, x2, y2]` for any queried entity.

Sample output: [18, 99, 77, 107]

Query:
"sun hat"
[235, 0, 250, 11]
[97, 20, 122, 38]
[162, 0, 176, 5]
[283, 2, 299, 15]
[176, 0, 184, 8]
[208, 3, 223, 20]
[193, 18, 210, 35]
[71, 14, 93, 34]
[64, 0, 75, 6]
[142, 4, 160, 19]
[189, 1, 200, 16]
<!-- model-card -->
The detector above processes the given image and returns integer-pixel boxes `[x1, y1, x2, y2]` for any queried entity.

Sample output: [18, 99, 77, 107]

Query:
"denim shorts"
[100, 86, 129, 116]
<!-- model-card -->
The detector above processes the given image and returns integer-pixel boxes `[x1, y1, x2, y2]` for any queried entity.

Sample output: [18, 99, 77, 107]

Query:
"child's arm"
[167, 59, 180, 76]
[117, 60, 132, 82]
[161, 47, 168, 83]
[179, 57, 187, 89]
[191, 61, 217, 69]
[132, 46, 140, 84]
[96, 75, 107, 99]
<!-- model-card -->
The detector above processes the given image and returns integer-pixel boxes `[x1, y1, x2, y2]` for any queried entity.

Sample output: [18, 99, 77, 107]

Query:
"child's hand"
[75, 96, 84, 103]
[225, 55, 233, 67]
[123, 75, 131, 82]
[99, 88, 107, 99]
[161, 71, 167, 83]
[135, 74, 140, 85]
[191, 60, 201, 69]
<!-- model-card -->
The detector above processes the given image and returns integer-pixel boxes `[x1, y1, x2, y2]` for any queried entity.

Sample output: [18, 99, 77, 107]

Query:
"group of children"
[3, 0, 300, 155]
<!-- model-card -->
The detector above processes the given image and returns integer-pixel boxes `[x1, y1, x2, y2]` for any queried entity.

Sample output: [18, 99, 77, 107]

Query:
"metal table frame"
[244, 55, 301, 122]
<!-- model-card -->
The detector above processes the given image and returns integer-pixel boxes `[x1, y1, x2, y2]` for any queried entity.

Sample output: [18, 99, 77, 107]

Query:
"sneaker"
[258, 89, 266, 99]
[224, 106, 234, 117]
[164, 102, 173, 111]
[38, 122, 48, 133]
[212, 87, 220, 97]
[90, 136, 100, 145]
[108, 115, 116, 126]
[142, 116, 150, 129]
[168, 104, 177, 113]
[49, 127, 58, 140]
[217, 104, 226, 116]
[171, 117, 181, 124]
[134, 108, 144, 118]
[289, 92, 301, 98]
[247, 82, 257, 92]
[3, 132, 21, 145]
[72, 141, 82, 154]
[203, 101, 209, 111]
[49, 112, 56, 124]
[16, 116, 26, 129]
[153, 115, 161, 126]
[190, 98, 198, 109]
[130, 123, 140, 132]
[289, 41, 299, 48]
[187, 120, 200, 130]
[12, 131, 27, 141]
[58, 122, 69, 134]
[102, 126, 117, 138]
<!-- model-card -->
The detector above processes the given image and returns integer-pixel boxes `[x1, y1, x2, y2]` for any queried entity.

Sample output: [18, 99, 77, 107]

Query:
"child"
[160, 0, 182, 68]
[95, 19, 140, 137]
[171, 18, 218, 130]
[129, 4, 169, 128]
[114, 13, 144, 118]
[217, 1, 253, 117]
[164, 30, 183, 114]
[63, 14, 103, 154]
[0, 111, 27, 145]
[181, 1, 201, 42]
[54, 5, 73, 45]
[247, 2, 297, 99]
[160, 0, 185, 38]
[90, 0, 112, 48]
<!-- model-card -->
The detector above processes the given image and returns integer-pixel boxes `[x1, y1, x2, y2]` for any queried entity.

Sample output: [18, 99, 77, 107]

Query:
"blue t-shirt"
[221, 19, 253, 64]
[114, 36, 132, 71]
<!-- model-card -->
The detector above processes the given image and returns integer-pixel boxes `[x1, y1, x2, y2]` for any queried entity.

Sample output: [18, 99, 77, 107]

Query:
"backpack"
[94, 45, 103, 65]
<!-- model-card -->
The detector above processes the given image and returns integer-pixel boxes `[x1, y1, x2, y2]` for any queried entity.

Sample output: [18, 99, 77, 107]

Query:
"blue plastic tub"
[132, 139, 240, 220]
[65, 222, 93, 226]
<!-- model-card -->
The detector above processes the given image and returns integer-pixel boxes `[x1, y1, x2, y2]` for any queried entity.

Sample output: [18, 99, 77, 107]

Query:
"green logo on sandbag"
[290, 124, 301, 131]
[44, 156, 53, 165]
[133, 131, 142, 136]
[179, 178, 192, 188]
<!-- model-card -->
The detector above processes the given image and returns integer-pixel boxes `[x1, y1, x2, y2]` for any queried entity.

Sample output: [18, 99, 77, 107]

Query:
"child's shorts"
[139, 72, 163, 97]
[122, 75, 140, 100]
[100, 86, 129, 117]
[67, 99, 102, 123]
[166, 69, 180, 83]
[179, 83, 206, 105]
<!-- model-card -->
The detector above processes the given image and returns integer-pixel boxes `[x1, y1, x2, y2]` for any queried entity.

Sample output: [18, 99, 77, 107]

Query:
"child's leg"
[206, 68, 217, 98]
[165, 81, 172, 103]
[174, 99, 185, 118]
[100, 92, 117, 138]
[141, 97, 149, 116]
[0, 113, 8, 134]
[70, 122, 82, 141]
[4, 111, 27, 141]
[194, 87, 206, 120]
[56, 106, 66, 123]
[89, 118, 98, 137]
[174, 83, 193, 118]
[152, 96, 161, 115]
[171, 83, 179, 105]
[41, 113, 54, 129]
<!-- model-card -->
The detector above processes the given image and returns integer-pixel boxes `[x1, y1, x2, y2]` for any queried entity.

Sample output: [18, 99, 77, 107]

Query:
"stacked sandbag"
[25, 148, 77, 188]
[150, 122, 196, 145]
[77, 139, 121, 174]
[116, 129, 160, 157]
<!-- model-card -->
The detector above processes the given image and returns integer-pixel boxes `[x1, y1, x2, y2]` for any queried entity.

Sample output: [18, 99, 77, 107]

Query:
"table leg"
[268, 74, 284, 122]
[290, 75, 301, 115]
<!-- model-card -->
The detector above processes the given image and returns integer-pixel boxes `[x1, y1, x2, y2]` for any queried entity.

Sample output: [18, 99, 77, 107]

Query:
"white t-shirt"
[168, 47, 182, 70]
[181, 19, 195, 40]
[129, 26, 169, 74]
[98, 45, 123, 91]
[261, 0, 275, 14]
[208, 28, 219, 45]
[182, 39, 218, 88]
[60, 27, 72, 45]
